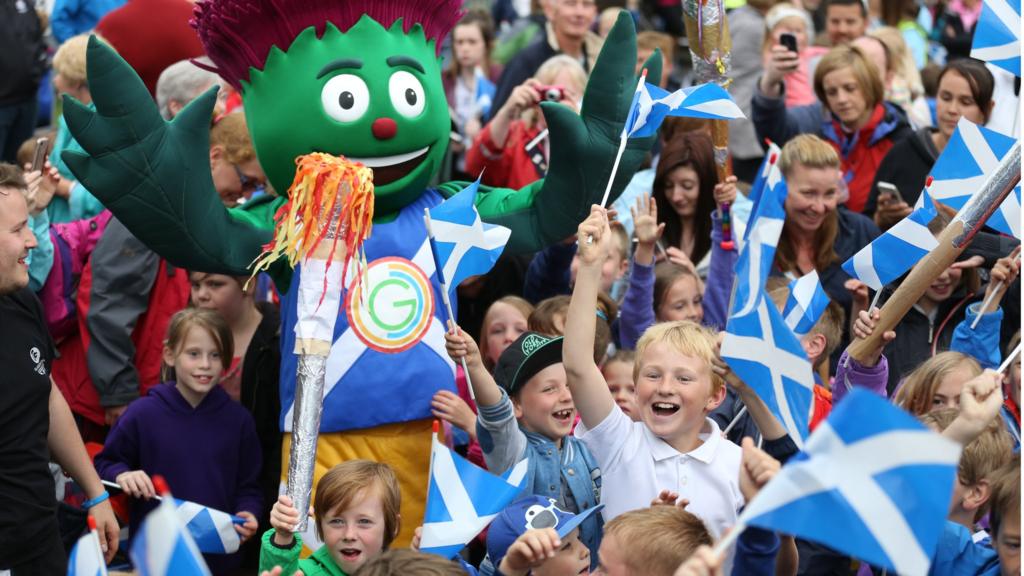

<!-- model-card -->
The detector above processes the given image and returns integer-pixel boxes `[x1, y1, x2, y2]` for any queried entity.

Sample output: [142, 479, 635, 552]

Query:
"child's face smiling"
[636, 342, 723, 452]
[533, 528, 591, 576]
[164, 326, 224, 408]
[322, 488, 389, 574]
[513, 363, 576, 443]
[656, 276, 703, 324]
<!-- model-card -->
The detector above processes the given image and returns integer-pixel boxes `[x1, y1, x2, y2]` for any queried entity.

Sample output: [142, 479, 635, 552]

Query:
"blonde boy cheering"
[563, 206, 744, 540]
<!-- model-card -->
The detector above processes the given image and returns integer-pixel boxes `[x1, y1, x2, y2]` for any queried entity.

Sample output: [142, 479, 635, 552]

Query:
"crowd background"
[0, 0, 1020, 574]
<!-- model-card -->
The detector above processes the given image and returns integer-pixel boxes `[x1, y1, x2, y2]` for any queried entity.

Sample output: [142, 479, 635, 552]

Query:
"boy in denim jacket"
[444, 327, 602, 564]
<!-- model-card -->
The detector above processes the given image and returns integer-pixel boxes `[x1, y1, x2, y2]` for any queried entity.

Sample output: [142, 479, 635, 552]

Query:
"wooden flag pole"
[848, 143, 1020, 364]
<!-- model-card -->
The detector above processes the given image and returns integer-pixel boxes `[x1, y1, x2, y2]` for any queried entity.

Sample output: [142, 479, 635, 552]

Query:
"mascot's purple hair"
[191, 0, 463, 90]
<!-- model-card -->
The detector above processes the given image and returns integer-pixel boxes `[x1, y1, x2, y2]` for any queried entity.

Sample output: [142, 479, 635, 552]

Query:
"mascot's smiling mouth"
[349, 146, 430, 186]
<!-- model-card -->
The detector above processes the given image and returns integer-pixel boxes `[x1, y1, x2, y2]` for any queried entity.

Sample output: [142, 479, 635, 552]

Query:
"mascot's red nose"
[372, 118, 398, 140]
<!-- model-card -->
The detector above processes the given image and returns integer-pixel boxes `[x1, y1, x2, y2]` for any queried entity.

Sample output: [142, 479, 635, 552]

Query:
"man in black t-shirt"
[0, 164, 119, 574]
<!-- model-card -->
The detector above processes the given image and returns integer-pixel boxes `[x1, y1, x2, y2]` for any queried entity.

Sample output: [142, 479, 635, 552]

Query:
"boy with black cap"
[444, 325, 603, 564]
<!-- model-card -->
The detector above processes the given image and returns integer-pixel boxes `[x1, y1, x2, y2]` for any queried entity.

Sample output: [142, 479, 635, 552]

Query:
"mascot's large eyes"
[321, 74, 370, 123]
[388, 71, 425, 118]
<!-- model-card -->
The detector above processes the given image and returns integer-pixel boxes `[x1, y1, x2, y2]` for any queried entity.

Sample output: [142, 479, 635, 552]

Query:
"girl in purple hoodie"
[94, 308, 262, 574]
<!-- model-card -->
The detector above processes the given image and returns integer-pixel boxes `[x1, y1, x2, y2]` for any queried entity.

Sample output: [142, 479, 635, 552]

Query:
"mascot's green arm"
[437, 13, 663, 254]
[61, 36, 275, 278]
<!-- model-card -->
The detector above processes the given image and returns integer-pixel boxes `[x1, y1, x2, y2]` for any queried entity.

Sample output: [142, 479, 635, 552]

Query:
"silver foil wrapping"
[952, 141, 1020, 247]
[287, 353, 328, 532]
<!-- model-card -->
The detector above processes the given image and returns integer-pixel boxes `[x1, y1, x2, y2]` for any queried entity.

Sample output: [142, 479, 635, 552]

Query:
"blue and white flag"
[731, 158, 788, 319]
[783, 271, 831, 337]
[841, 189, 939, 292]
[131, 494, 211, 576]
[971, 0, 1020, 77]
[474, 68, 497, 118]
[67, 524, 107, 576]
[929, 118, 1020, 238]
[722, 295, 816, 448]
[420, 435, 529, 558]
[745, 140, 782, 235]
[427, 177, 511, 290]
[739, 389, 962, 576]
[174, 499, 246, 554]
[623, 81, 745, 139]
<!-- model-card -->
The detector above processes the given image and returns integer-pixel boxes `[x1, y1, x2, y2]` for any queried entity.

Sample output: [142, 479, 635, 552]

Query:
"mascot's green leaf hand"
[447, 12, 662, 251]
[62, 12, 659, 279]
[61, 36, 271, 276]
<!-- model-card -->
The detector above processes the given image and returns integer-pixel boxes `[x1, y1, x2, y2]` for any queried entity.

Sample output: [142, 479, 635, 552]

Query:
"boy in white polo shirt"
[563, 205, 744, 540]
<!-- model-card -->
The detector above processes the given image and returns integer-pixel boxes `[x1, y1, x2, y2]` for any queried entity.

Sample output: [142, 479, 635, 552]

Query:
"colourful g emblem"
[346, 257, 435, 353]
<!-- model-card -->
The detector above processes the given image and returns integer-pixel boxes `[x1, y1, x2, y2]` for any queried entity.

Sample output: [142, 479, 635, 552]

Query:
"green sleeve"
[259, 529, 303, 575]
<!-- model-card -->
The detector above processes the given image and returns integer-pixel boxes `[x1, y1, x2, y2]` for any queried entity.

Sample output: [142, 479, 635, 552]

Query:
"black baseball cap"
[493, 332, 564, 396]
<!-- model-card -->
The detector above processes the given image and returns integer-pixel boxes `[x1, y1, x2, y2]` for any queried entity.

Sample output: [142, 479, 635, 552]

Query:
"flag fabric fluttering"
[841, 189, 939, 292]
[971, 0, 1020, 77]
[622, 81, 746, 139]
[744, 141, 782, 233]
[722, 159, 815, 448]
[173, 499, 246, 555]
[474, 68, 497, 119]
[783, 271, 831, 337]
[738, 389, 962, 576]
[67, 517, 108, 576]
[427, 177, 511, 291]
[130, 477, 212, 576]
[419, 433, 529, 559]
[928, 118, 1020, 238]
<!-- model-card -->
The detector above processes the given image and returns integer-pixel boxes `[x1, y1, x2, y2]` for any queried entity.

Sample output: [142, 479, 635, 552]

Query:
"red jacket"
[51, 259, 189, 426]
[825, 103, 907, 213]
[466, 120, 545, 190]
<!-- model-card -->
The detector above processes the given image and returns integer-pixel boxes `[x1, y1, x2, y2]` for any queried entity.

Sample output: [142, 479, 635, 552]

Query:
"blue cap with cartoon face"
[486, 496, 604, 568]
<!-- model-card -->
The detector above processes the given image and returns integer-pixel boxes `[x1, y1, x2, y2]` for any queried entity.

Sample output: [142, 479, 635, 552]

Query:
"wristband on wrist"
[82, 491, 110, 509]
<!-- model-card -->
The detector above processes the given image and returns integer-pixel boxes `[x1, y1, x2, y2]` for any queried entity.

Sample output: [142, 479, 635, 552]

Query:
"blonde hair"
[603, 506, 712, 576]
[480, 296, 535, 370]
[637, 31, 675, 63]
[52, 34, 105, 88]
[763, 3, 811, 52]
[314, 460, 401, 546]
[989, 453, 1021, 539]
[634, 321, 723, 395]
[870, 26, 924, 98]
[922, 409, 1013, 521]
[522, 55, 588, 127]
[813, 44, 886, 115]
[776, 135, 841, 274]
[354, 549, 465, 576]
[161, 308, 234, 382]
[210, 112, 257, 166]
[894, 352, 983, 416]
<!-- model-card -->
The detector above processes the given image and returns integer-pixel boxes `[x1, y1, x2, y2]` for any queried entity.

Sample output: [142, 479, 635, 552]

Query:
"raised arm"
[564, 206, 617, 429]
[61, 37, 273, 275]
[444, 322, 503, 408]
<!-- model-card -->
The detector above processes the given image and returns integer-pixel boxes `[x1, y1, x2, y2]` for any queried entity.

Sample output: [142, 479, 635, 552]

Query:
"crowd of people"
[0, 0, 1020, 575]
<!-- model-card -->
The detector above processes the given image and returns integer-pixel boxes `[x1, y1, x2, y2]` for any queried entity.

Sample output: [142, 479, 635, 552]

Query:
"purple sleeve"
[702, 212, 737, 331]
[234, 413, 264, 517]
[522, 243, 574, 304]
[618, 260, 656, 350]
[832, 350, 890, 406]
[93, 409, 139, 482]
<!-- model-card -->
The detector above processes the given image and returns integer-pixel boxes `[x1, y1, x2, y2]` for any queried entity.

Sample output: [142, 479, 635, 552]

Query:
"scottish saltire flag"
[745, 140, 782, 234]
[722, 295, 816, 448]
[929, 118, 1020, 238]
[474, 68, 496, 118]
[174, 499, 245, 554]
[739, 389, 962, 576]
[971, 0, 1020, 77]
[67, 520, 107, 576]
[420, 435, 529, 558]
[427, 177, 511, 290]
[623, 81, 745, 138]
[783, 271, 831, 337]
[731, 157, 788, 318]
[841, 190, 939, 291]
[131, 494, 211, 576]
